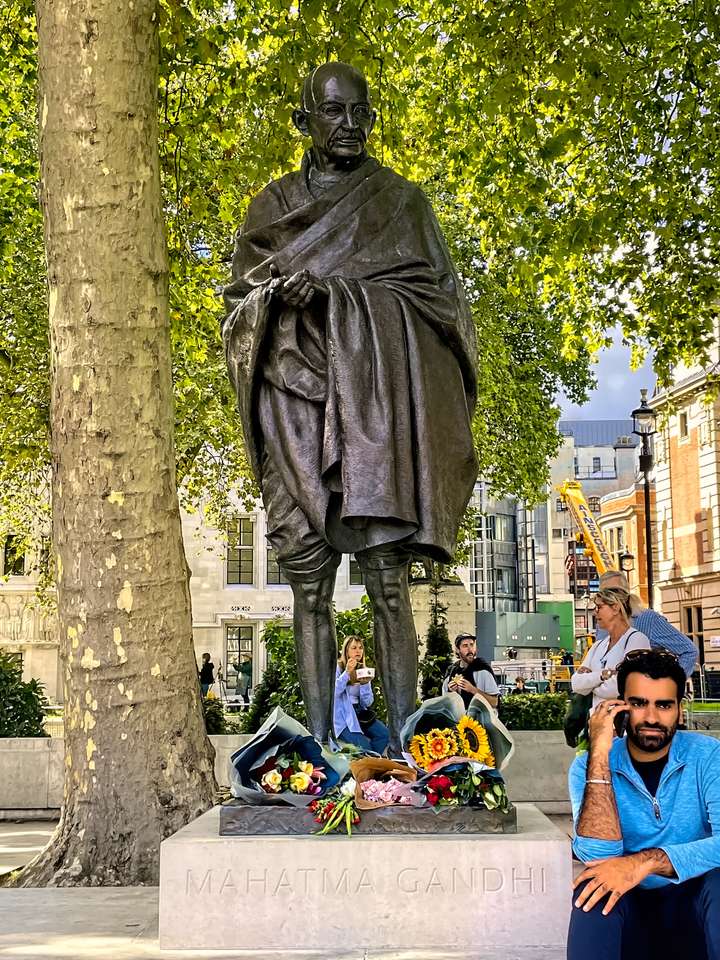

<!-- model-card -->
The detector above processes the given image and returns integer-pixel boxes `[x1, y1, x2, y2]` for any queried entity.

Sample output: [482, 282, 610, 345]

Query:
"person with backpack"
[442, 632, 499, 710]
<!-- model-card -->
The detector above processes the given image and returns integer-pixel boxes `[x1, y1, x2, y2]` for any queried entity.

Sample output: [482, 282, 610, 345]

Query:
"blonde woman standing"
[572, 587, 650, 713]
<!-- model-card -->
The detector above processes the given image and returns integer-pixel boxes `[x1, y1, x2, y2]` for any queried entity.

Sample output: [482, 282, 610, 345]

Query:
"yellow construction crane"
[557, 480, 615, 575]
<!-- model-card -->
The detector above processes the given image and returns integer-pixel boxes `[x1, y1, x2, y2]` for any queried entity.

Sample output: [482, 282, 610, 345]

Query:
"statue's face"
[295, 69, 375, 166]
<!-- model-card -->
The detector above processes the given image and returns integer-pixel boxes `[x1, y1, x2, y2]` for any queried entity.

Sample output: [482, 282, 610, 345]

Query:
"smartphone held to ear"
[614, 709, 629, 738]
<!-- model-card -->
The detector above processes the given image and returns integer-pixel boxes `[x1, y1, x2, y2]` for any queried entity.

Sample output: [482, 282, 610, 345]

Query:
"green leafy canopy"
[2, 0, 717, 544]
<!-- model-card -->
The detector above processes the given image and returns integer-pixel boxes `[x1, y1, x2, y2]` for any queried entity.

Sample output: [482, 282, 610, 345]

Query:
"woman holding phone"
[333, 635, 389, 754]
[572, 587, 650, 713]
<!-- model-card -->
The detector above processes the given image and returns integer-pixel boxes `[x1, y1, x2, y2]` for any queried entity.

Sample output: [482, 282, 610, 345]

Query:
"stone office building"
[181, 506, 368, 696]
[1, 501, 476, 702]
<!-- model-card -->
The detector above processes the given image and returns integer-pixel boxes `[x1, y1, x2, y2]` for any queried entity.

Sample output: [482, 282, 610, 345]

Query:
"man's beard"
[627, 719, 678, 753]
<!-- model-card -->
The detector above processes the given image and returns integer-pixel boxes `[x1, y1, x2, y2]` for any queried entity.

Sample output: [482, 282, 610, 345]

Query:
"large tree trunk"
[14, 0, 216, 885]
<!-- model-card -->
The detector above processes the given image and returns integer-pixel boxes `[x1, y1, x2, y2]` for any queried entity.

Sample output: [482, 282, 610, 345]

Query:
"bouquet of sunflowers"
[399, 692, 514, 815]
[400, 692, 514, 775]
[408, 715, 495, 770]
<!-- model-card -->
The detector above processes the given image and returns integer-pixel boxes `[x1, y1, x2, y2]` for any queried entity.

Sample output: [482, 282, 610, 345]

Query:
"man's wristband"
[587, 778, 612, 785]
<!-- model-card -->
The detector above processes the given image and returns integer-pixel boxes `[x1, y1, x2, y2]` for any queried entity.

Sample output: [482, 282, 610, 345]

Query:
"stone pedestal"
[159, 804, 570, 953]
[219, 798, 517, 835]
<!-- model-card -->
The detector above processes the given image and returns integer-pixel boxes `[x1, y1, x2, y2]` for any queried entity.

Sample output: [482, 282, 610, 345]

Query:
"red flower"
[428, 775, 452, 791]
[427, 791, 440, 806]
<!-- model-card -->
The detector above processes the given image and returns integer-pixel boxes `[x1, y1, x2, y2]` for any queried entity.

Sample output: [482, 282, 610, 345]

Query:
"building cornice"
[651, 368, 718, 409]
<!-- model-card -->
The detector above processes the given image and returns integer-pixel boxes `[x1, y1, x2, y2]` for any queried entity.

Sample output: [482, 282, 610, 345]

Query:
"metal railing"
[43, 710, 64, 738]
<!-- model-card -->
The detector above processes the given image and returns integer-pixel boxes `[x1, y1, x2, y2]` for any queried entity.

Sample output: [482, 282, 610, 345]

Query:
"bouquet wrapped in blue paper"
[229, 707, 350, 806]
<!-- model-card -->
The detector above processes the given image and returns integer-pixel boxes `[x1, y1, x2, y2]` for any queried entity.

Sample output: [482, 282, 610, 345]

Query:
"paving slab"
[0, 820, 56, 873]
[0, 887, 565, 959]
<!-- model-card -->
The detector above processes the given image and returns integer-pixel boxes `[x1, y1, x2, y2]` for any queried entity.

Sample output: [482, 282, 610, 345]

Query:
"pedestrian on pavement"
[198, 652, 215, 696]
[442, 633, 499, 710]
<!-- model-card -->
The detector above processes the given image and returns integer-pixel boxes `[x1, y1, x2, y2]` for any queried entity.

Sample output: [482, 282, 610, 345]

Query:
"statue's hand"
[273, 269, 328, 308]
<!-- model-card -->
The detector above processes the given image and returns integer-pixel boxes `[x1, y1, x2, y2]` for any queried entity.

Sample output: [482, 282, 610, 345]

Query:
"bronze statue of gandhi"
[223, 62, 478, 752]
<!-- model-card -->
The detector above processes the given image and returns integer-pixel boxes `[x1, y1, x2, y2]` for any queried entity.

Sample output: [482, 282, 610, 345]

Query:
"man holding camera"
[567, 648, 720, 958]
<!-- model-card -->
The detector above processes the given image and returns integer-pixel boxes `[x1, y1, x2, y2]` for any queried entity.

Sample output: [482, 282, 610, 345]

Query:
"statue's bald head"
[293, 61, 375, 171]
[301, 62, 370, 111]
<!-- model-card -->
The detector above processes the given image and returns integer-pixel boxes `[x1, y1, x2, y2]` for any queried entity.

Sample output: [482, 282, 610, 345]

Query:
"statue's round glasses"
[313, 102, 374, 124]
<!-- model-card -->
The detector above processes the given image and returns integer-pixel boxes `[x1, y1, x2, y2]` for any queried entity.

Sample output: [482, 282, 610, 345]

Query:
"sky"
[559, 329, 655, 421]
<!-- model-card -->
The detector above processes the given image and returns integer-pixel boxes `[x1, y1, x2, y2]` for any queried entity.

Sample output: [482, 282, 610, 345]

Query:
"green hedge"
[0, 651, 49, 737]
[498, 692, 568, 731]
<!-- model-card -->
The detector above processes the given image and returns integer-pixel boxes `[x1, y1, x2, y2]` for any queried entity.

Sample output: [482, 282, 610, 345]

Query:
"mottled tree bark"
[14, 0, 216, 885]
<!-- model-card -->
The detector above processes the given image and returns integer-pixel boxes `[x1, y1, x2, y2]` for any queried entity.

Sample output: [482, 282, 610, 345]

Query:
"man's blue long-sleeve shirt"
[596, 609, 697, 677]
[569, 732, 720, 888]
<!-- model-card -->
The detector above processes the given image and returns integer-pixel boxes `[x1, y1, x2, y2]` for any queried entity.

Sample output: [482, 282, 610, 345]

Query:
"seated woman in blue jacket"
[334, 635, 389, 754]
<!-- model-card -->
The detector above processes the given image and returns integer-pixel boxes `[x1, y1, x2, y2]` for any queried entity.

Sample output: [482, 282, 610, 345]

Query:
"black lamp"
[631, 389, 657, 608]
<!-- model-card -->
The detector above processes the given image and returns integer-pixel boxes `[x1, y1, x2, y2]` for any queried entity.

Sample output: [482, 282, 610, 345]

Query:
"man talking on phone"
[567, 648, 720, 958]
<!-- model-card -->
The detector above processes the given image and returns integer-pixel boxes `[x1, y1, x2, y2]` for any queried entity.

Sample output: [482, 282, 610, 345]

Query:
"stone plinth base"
[219, 798, 517, 835]
[159, 804, 570, 953]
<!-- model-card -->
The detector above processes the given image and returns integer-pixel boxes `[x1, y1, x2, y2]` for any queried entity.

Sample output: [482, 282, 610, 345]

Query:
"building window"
[227, 518, 254, 585]
[492, 514, 516, 542]
[2, 536, 25, 577]
[592, 456, 601, 474]
[588, 497, 601, 513]
[683, 606, 703, 667]
[552, 528, 563, 539]
[555, 498, 567, 512]
[225, 624, 254, 691]
[349, 556, 363, 585]
[494, 566, 517, 596]
[266, 547, 289, 585]
[679, 411, 689, 438]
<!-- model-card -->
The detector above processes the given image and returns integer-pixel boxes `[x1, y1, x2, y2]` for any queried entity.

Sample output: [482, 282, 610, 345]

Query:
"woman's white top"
[571, 627, 651, 711]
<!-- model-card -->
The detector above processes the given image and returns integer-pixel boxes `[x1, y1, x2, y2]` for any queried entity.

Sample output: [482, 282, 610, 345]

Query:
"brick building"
[651, 349, 720, 690]
[598, 481, 656, 607]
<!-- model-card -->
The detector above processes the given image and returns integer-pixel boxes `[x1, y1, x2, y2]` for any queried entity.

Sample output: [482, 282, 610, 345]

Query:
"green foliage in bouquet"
[499, 692, 568, 730]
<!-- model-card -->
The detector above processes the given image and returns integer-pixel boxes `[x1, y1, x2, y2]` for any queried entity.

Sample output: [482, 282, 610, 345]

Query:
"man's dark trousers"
[567, 869, 720, 959]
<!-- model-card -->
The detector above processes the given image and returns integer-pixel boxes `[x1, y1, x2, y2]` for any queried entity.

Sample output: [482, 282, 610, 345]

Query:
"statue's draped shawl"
[223, 155, 477, 563]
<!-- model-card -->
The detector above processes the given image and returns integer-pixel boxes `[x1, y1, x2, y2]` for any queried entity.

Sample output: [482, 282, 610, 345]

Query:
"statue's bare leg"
[289, 574, 338, 743]
[361, 557, 417, 755]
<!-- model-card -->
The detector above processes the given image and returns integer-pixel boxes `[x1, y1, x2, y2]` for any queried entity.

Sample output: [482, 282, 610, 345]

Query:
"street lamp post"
[631, 389, 658, 609]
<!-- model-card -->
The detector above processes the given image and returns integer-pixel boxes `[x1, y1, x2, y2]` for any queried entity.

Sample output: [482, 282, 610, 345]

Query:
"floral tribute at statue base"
[221, 696, 515, 835]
